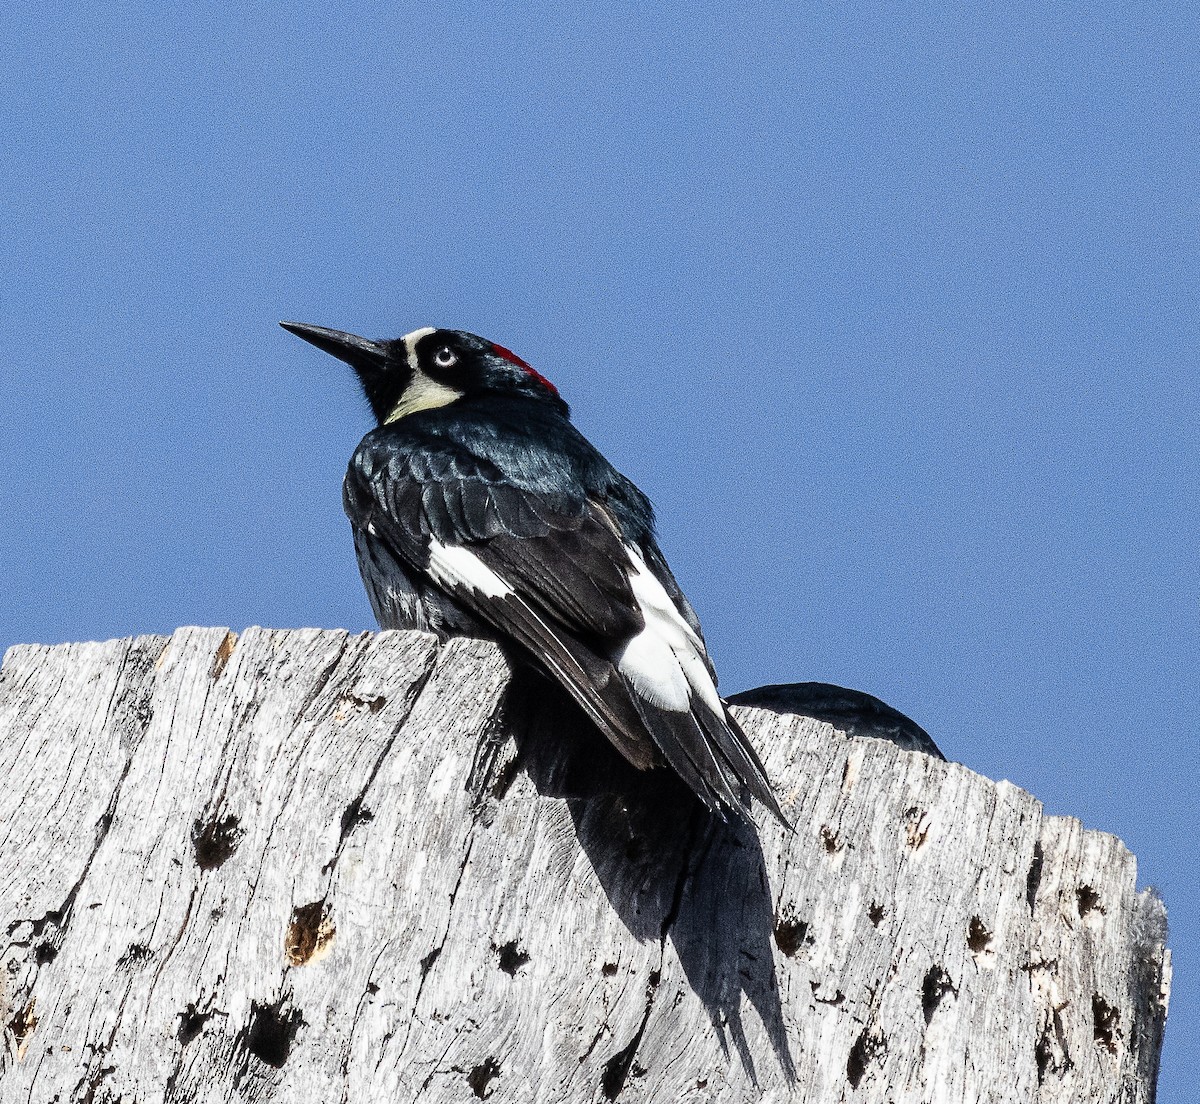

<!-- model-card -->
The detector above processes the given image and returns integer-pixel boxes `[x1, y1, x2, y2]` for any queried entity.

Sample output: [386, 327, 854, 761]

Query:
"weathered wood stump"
[0, 627, 1170, 1102]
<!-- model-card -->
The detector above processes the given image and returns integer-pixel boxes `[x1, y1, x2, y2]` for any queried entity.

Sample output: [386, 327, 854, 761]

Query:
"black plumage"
[281, 321, 786, 825]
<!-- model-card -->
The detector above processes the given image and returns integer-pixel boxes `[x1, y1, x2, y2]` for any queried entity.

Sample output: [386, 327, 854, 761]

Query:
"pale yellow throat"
[385, 372, 464, 423]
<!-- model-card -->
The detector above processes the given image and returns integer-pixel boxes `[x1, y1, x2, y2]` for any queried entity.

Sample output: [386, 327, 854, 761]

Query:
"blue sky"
[2, 3, 1194, 1091]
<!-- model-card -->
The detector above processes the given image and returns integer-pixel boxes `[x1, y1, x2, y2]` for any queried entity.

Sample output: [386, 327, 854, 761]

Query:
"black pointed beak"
[279, 321, 389, 373]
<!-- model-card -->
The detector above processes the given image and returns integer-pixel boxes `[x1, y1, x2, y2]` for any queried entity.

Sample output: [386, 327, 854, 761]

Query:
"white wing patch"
[425, 539, 513, 599]
[616, 546, 724, 715]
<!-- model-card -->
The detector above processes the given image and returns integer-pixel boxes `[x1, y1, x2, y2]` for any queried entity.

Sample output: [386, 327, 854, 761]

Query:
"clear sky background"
[2, 3, 1194, 1093]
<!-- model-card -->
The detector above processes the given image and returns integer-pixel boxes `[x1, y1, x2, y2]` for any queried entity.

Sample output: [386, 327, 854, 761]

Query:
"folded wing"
[345, 434, 786, 824]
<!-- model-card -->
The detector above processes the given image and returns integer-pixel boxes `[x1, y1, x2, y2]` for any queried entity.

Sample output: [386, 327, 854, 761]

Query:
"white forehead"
[401, 326, 437, 370]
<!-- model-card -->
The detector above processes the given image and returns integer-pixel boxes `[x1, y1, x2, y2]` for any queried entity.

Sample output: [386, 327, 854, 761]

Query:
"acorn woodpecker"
[281, 321, 785, 825]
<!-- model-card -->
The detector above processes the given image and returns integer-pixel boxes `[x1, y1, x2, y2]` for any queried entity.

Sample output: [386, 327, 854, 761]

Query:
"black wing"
[345, 429, 785, 823]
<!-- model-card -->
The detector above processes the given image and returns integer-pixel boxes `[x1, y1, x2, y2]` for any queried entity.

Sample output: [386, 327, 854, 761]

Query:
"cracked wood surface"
[0, 627, 1170, 1103]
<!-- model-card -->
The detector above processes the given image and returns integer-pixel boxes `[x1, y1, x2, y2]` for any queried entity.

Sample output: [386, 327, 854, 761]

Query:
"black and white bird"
[281, 322, 785, 825]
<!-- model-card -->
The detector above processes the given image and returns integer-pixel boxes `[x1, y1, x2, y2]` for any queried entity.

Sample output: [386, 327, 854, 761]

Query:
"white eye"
[433, 346, 458, 369]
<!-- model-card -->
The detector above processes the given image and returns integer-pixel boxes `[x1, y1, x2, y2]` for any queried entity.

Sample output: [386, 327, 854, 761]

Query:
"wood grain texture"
[0, 627, 1170, 1103]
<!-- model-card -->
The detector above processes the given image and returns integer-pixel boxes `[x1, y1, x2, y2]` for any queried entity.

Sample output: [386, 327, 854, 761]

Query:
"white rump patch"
[615, 546, 723, 715]
[426, 539, 513, 599]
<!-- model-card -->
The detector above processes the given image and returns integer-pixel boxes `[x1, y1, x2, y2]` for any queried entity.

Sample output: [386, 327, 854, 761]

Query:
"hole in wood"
[494, 939, 530, 976]
[9, 999, 37, 1060]
[285, 901, 335, 966]
[1092, 994, 1121, 1054]
[820, 825, 841, 853]
[1026, 843, 1044, 908]
[468, 1056, 501, 1098]
[192, 815, 243, 870]
[242, 1000, 303, 1069]
[117, 942, 151, 969]
[1035, 1031, 1051, 1083]
[921, 965, 957, 1024]
[601, 962, 618, 977]
[177, 1003, 213, 1046]
[846, 1028, 885, 1089]
[345, 691, 386, 713]
[967, 916, 991, 952]
[968, 916, 995, 965]
[338, 797, 374, 837]
[773, 915, 809, 957]
[1077, 885, 1103, 918]
[867, 902, 885, 926]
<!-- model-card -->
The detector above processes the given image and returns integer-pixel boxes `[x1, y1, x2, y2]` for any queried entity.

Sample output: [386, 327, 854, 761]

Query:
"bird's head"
[280, 322, 564, 426]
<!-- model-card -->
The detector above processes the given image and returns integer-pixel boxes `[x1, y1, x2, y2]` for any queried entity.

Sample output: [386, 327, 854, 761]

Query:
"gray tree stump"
[0, 627, 1170, 1103]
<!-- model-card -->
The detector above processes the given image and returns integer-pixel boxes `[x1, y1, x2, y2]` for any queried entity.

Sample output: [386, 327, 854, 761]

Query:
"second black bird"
[281, 321, 785, 825]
